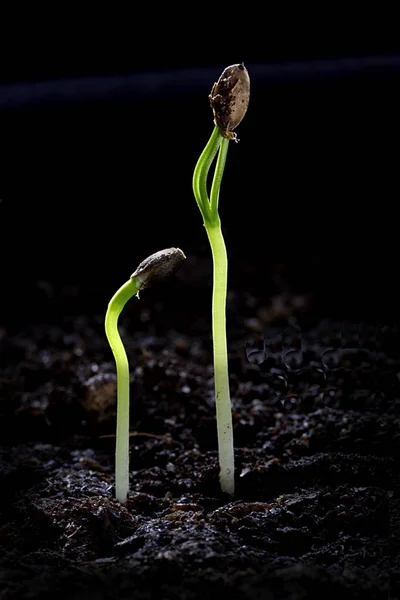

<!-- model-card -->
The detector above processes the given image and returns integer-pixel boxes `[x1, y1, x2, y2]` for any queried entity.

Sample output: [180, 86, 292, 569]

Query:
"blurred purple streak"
[1, 55, 400, 111]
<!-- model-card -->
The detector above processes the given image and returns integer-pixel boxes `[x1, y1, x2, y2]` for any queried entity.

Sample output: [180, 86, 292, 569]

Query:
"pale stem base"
[206, 223, 235, 495]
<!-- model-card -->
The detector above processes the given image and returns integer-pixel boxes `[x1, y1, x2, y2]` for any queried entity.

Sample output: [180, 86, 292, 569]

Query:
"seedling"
[105, 248, 186, 503]
[192, 64, 250, 495]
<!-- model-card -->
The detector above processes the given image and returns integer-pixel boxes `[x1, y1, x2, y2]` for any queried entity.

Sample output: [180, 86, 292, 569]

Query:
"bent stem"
[105, 278, 138, 503]
[105, 248, 185, 504]
[192, 125, 235, 495]
[192, 125, 222, 224]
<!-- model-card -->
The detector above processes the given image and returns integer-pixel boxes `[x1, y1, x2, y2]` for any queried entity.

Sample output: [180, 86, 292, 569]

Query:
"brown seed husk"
[209, 63, 250, 142]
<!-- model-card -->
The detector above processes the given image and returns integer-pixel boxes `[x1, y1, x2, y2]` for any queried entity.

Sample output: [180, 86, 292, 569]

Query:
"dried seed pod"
[209, 63, 250, 142]
[131, 247, 186, 291]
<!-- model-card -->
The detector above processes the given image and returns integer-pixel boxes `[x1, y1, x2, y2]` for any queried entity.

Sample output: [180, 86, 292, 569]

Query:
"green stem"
[105, 278, 138, 503]
[210, 137, 229, 217]
[192, 125, 222, 223]
[206, 222, 234, 495]
[192, 125, 235, 495]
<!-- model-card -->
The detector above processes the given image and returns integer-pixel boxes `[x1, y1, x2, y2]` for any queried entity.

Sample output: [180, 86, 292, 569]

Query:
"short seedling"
[192, 64, 250, 496]
[105, 248, 186, 503]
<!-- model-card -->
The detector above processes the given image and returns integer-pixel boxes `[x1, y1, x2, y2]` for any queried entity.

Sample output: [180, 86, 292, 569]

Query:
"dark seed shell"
[209, 63, 250, 141]
[131, 248, 186, 290]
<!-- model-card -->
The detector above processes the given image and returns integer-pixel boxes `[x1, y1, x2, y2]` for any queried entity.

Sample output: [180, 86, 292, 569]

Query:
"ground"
[1, 260, 399, 599]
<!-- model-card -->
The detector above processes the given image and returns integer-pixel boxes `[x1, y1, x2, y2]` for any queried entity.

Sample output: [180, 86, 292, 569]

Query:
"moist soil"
[1, 262, 399, 599]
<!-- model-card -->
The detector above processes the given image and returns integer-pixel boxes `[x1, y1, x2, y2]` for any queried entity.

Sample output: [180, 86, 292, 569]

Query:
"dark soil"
[1, 264, 399, 600]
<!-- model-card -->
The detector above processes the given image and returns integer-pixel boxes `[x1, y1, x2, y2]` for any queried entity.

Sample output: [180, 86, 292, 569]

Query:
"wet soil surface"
[1, 280, 400, 599]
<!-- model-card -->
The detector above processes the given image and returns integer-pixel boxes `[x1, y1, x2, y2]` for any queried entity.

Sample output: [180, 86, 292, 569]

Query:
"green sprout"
[105, 248, 186, 503]
[192, 64, 250, 496]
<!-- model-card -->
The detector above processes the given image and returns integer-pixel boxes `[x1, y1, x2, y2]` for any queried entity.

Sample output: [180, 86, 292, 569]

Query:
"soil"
[1, 258, 399, 600]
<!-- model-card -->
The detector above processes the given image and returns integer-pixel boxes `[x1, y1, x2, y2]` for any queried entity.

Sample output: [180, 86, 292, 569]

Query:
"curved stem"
[192, 124, 235, 495]
[192, 125, 222, 223]
[210, 137, 229, 217]
[105, 278, 138, 503]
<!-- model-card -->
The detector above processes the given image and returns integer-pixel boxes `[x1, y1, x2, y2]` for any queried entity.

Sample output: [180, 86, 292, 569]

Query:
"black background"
[1, 50, 399, 326]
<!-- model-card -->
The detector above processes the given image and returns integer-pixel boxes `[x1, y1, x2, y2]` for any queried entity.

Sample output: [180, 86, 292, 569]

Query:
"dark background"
[1, 53, 399, 327]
